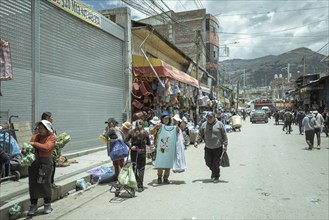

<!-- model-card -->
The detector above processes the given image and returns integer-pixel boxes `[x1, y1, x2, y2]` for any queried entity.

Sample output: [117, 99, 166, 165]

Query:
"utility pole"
[195, 30, 201, 125]
[236, 78, 240, 113]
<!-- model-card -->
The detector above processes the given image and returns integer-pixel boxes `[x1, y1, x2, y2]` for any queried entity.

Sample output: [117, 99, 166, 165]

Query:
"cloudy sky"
[81, 0, 329, 60]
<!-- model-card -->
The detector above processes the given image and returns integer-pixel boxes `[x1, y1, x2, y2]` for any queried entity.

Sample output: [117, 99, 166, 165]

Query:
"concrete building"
[138, 9, 219, 92]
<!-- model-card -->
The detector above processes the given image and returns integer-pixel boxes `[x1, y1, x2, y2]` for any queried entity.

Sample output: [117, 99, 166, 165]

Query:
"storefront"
[131, 55, 199, 122]
[0, 0, 127, 152]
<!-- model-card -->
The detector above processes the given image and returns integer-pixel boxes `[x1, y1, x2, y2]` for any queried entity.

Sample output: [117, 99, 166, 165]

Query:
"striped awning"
[132, 55, 199, 87]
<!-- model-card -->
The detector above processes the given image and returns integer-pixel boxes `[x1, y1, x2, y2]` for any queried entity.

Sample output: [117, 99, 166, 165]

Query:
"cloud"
[81, 0, 329, 60]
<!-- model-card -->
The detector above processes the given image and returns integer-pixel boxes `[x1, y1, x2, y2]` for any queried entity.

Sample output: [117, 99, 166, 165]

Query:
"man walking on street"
[296, 108, 305, 135]
[283, 109, 293, 134]
[194, 112, 228, 183]
[302, 111, 317, 150]
[313, 110, 324, 149]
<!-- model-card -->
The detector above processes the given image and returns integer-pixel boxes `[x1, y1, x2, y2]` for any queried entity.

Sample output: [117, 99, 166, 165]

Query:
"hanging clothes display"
[0, 39, 14, 96]
[172, 130, 187, 173]
[154, 125, 177, 169]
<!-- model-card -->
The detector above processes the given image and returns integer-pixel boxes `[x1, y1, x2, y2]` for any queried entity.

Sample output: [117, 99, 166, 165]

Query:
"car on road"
[250, 109, 268, 123]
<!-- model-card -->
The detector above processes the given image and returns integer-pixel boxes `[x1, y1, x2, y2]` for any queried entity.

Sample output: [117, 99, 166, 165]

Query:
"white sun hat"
[172, 114, 182, 122]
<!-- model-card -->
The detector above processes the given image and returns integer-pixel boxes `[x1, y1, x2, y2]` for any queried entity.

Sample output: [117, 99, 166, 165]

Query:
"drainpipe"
[139, 29, 165, 88]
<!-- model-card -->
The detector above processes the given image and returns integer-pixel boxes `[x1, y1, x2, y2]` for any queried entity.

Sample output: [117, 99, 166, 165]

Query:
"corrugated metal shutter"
[0, 0, 33, 123]
[38, 1, 125, 152]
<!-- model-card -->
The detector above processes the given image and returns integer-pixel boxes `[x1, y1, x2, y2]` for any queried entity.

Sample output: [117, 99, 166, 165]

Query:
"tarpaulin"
[133, 55, 199, 87]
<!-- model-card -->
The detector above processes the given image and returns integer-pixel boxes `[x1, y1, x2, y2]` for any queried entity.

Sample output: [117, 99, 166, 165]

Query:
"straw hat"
[172, 114, 182, 122]
[150, 116, 161, 125]
[122, 121, 132, 130]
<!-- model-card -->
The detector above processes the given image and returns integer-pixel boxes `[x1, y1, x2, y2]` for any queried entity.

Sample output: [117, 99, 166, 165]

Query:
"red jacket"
[30, 133, 56, 158]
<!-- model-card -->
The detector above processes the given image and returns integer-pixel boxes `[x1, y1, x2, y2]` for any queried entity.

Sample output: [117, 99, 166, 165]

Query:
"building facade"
[0, 0, 129, 152]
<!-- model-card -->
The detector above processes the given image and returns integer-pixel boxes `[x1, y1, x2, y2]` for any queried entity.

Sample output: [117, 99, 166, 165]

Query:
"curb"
[0, 146, 109, 220]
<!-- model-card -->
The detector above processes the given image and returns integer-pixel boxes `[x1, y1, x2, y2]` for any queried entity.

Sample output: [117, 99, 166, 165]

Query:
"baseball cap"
[105, 118, 118, 125]
[161, 111, 170, 118]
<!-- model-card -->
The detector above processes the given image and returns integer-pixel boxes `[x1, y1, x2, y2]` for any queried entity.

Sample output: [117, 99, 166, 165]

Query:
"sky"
[81, 0, 329, 60]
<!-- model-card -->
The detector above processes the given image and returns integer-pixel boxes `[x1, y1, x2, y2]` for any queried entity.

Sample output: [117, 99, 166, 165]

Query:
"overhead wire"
[213, 6, 329, 17]
[217, 17, 328, 36]
[177, 0, 187, 11]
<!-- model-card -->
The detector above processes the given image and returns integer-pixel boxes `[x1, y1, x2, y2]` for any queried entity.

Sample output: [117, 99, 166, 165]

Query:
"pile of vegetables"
[54, 132, 71, 160]
[21, 143, 35, 166]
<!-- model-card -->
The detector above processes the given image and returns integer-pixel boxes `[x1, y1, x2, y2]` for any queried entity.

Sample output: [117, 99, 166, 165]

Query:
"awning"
[200, 85, 210, 94]
[132, 55, 199, 87]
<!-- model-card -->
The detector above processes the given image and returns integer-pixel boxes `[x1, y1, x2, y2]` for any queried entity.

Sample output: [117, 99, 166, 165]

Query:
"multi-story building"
[138, 9, 219, 91]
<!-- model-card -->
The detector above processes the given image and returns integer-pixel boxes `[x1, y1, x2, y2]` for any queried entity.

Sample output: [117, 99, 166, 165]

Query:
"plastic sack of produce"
[56, 132, 71, 146]
[20, 143, 35, 166]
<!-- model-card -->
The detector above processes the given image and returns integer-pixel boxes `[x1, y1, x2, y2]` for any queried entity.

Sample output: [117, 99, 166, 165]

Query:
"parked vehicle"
[250, 109, 268, 124]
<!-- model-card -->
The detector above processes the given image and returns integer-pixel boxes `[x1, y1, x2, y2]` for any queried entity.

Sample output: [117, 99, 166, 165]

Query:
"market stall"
[132, 55, 199, 123]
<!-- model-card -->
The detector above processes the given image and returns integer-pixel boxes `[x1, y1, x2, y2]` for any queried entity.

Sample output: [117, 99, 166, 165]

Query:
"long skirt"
[28, 157, 53, 200]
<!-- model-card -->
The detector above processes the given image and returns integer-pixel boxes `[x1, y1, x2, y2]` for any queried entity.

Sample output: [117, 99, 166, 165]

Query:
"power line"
[305, 42, 329, 58]
[177, 0, 187, 11]
[218, 18, 328, 36]
[214, 6, 329, 17]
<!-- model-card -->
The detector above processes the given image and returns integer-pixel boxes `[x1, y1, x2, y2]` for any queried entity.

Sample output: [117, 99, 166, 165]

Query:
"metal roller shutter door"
[0, 0, 33, 123]
[39, 0, 125, 152]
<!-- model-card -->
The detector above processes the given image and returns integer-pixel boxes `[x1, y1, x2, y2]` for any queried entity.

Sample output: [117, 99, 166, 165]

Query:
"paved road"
[22, 118, 329, 219]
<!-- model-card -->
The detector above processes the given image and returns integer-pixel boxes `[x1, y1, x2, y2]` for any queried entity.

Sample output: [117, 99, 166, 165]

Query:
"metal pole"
[236, 79, 240, 113]
[195, 30, 201, 125]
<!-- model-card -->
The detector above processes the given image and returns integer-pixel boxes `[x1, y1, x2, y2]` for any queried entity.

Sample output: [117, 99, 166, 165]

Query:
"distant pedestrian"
[274, 110, 280, 125]
[194, 112, 228, 183]
[118, 121, 132, 141]
[296, 108, 306, 135]
[27, 120, 56, 216]
[283, 109, 293, 134]
[313, 110, 324, 149]
[302, 111, 317, 150]
[323, 110, 329, 137]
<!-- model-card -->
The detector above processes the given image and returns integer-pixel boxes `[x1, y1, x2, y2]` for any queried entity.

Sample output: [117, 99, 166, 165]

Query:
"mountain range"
[219, 47, 328, 88]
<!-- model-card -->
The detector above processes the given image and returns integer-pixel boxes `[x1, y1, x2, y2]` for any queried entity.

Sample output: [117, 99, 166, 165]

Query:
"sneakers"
[157, 177, 162, 184]
[43, 203, 53, 214]
[27, 204, 38, 216]
[163, 179, 170, 184]
[213, 178, 220, 183]
[137, 187, 144, 192]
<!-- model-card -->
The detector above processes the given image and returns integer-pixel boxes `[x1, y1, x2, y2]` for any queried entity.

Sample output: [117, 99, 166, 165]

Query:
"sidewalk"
[0, 146, 110, 220]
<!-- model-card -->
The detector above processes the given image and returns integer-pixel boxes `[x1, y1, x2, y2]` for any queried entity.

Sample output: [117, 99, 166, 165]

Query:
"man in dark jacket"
[296, 108, 306, 135]
[194, 112, 228, 183]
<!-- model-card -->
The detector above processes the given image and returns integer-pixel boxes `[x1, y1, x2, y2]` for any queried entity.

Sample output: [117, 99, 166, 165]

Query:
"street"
[24, 118, 329, 220]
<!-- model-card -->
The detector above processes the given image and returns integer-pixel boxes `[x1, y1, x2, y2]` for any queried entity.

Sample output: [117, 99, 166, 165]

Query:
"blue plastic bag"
[109, 139, 128, 161]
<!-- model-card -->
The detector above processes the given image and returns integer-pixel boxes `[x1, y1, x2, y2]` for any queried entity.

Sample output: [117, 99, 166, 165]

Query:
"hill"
[219, 47, 328, 88]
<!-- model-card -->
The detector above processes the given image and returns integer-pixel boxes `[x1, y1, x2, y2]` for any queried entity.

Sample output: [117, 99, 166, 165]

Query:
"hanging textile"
[172, 130, 187, 173]
[154, 125, 177, 169]
[0, 39, 14, 96]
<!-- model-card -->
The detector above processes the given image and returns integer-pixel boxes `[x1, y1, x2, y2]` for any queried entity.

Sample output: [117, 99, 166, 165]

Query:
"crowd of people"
[278, 108, 328, 150]
[102, 110, 229, 193]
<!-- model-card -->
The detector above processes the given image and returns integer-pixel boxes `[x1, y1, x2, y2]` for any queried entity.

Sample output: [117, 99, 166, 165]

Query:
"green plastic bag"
[8, 202, 21, 219]
[117, 163, 138, 190]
